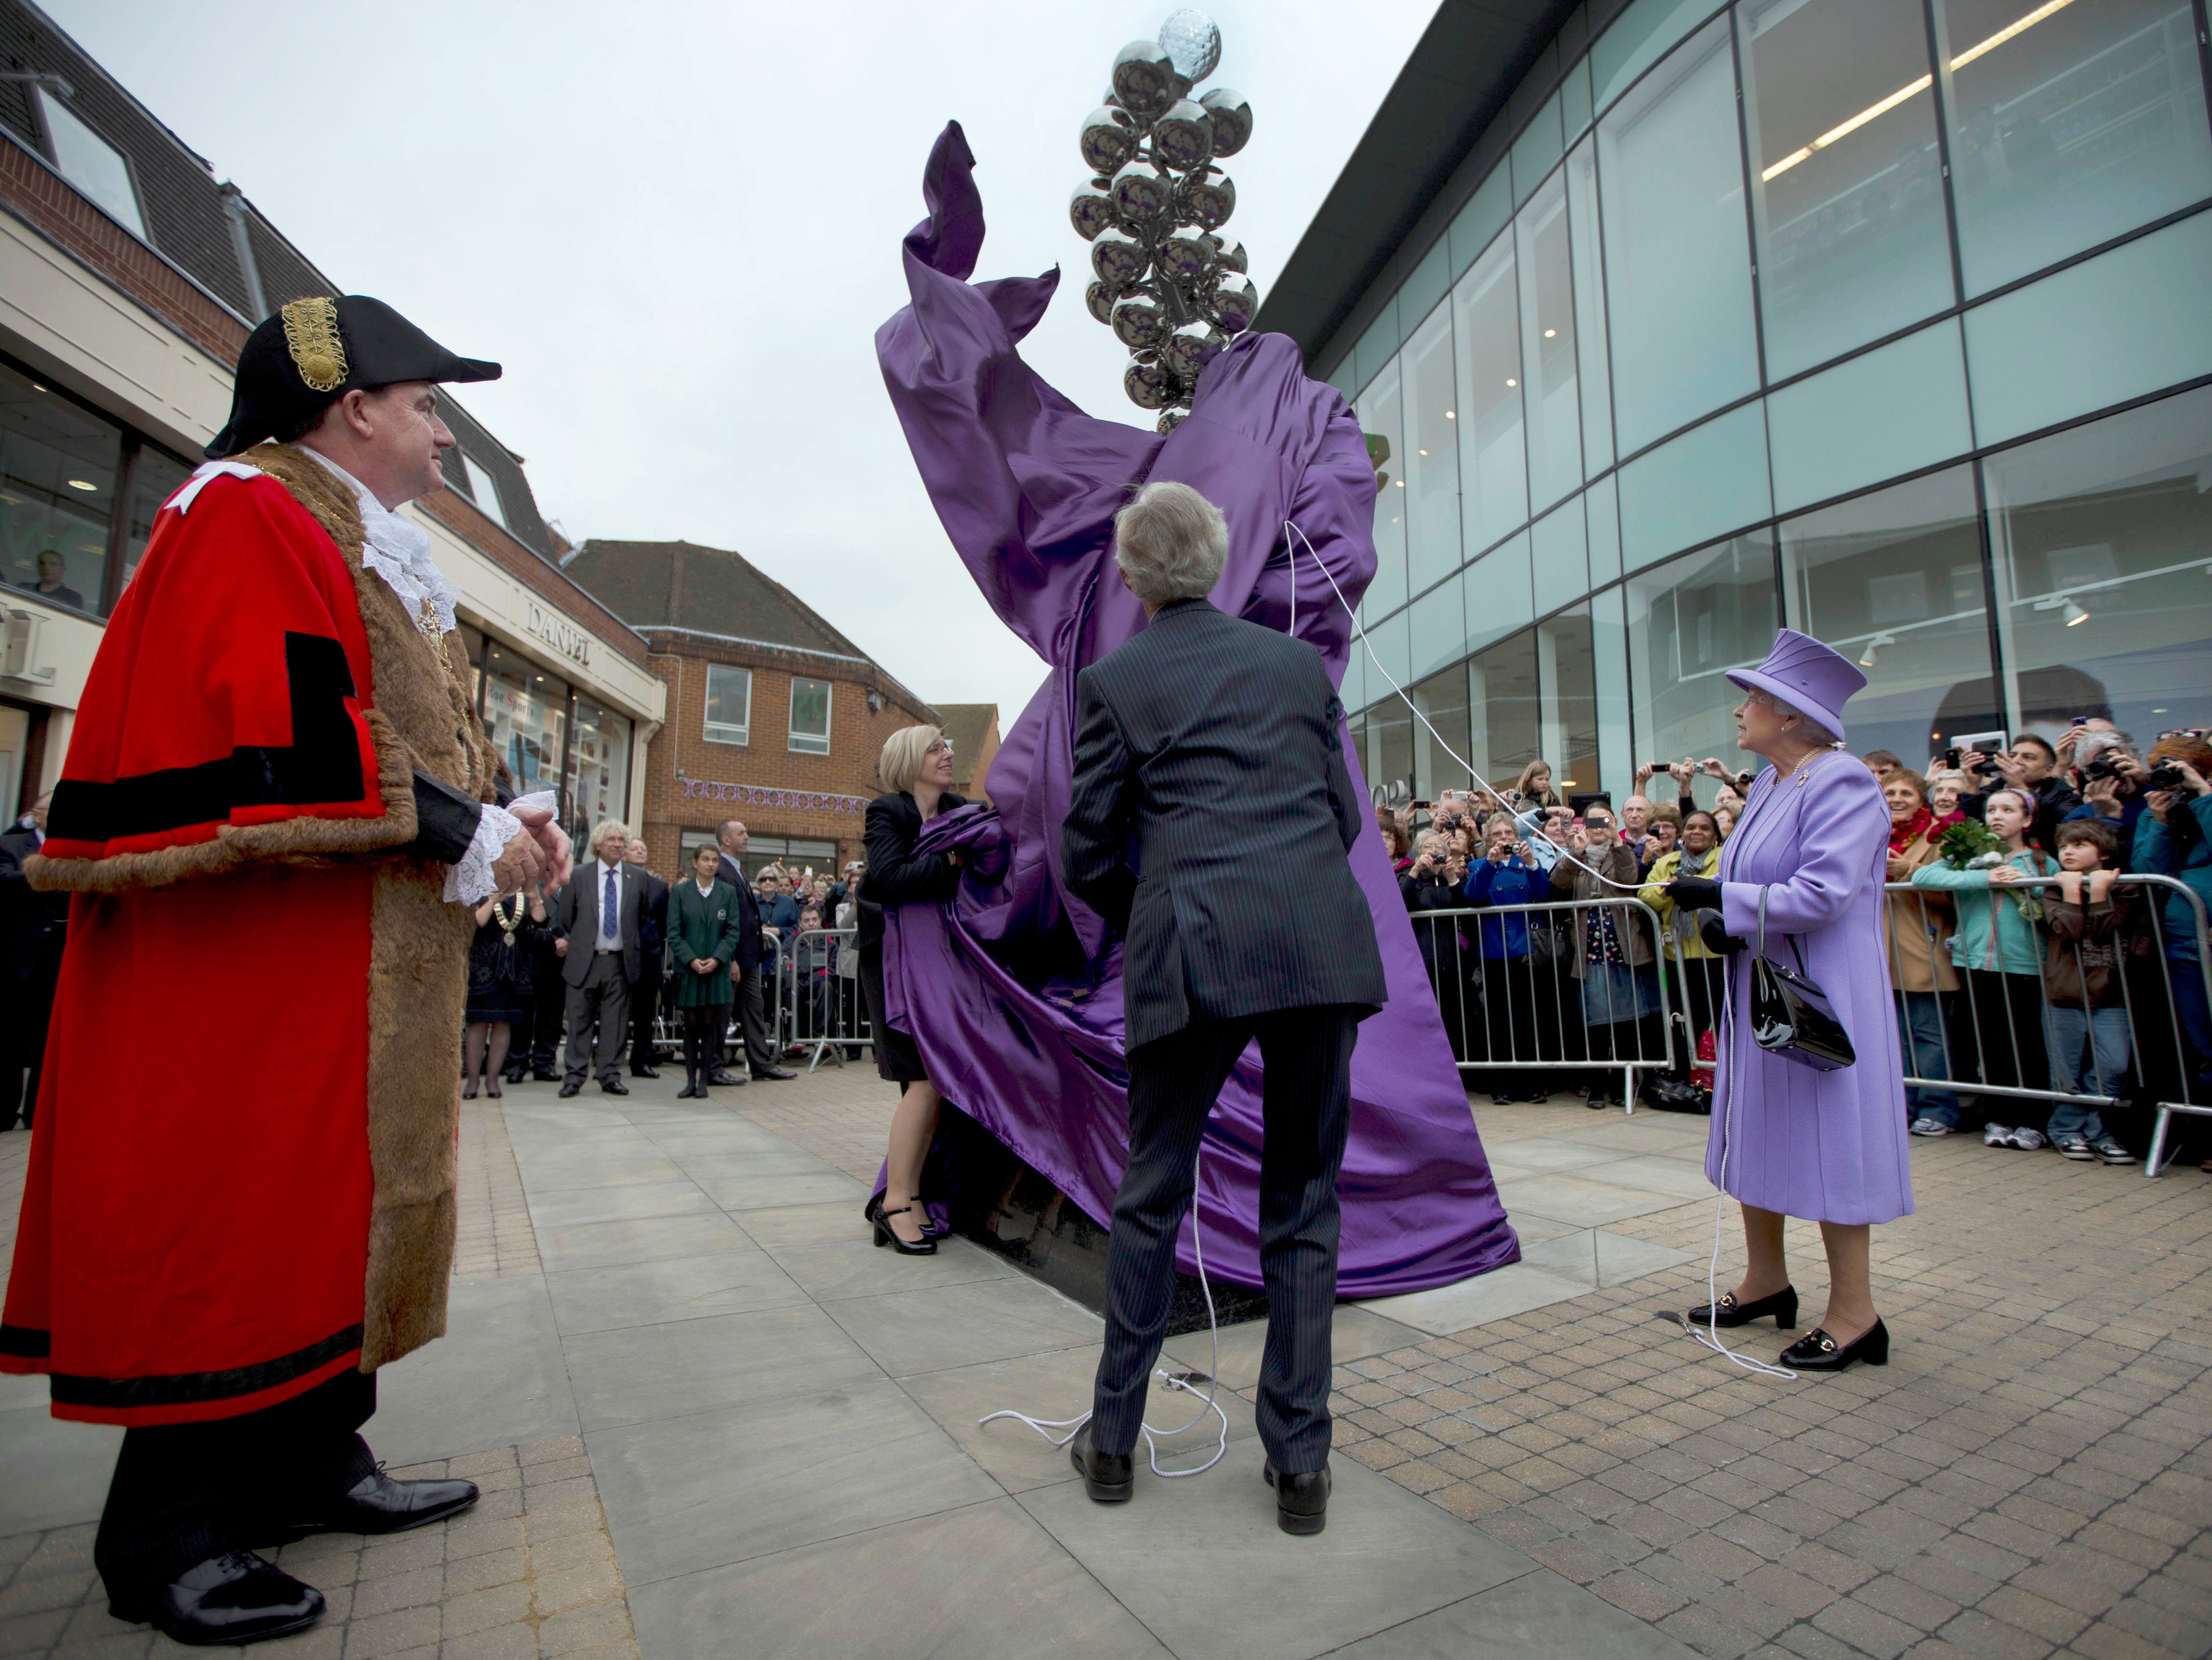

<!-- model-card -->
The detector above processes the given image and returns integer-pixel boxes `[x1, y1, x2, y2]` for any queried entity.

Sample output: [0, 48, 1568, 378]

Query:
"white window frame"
[35, 89, 147, 240]
[460, 452, 507, 528]
[788, 676, 832, 755]
[703, 664, 751, 746]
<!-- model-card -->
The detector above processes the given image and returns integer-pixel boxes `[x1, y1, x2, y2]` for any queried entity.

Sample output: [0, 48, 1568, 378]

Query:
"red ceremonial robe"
[0, 444, 494, 1426]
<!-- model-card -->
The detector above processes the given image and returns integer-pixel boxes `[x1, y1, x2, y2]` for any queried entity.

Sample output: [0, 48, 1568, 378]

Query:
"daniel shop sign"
[526, 601, 592, 668]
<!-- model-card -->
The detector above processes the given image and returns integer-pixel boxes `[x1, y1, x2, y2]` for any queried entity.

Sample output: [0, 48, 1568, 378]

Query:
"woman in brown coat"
[1551, 801, 1660, 1107]
[1881, 770, 1962, 1134]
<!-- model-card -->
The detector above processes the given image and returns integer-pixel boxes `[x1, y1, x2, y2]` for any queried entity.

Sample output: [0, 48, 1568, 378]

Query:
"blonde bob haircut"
[879, 724, 944, 795]
[1114, 480, 1228, 605]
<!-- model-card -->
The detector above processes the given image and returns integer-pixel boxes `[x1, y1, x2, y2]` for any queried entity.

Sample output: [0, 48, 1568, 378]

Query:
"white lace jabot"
[299, 450, 463, 636]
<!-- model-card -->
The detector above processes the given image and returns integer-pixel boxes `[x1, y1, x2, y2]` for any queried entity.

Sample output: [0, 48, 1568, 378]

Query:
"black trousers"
[629, 967, 666, 1070]
[96, 1369, 377, 1599]
[1093, 1005, 1359, 1473]
[681, 1003, 727, 1077]
[732, 964, 778, 1074]
[563, 953, 632, 1086]
[525, 959, 566, 1073]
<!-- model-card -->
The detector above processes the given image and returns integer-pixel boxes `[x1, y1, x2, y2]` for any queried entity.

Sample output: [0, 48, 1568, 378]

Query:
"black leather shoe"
[110, 1551, 324, 1646]
[870, 1199, 937, 1256]
[630, 1064, 659, 1079]
[1682, 1286, 1798, 1329]
[1071, 1425, 1133, 1503]
[1264, 1458, 1330, 1535]
[600, 1078, 630, 1095]
[753, 1065, 797, 1081]
[295, 1466, 480, 1536]
[558, 1081, 582, 1098]
[532, 1069, 561, 1083]
[1781, 1318, 1889, 1372]
[707, 1069, 746, 1086]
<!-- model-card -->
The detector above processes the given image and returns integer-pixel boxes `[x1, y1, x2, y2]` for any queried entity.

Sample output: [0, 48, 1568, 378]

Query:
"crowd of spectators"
[1380, 723, 2212, 1172]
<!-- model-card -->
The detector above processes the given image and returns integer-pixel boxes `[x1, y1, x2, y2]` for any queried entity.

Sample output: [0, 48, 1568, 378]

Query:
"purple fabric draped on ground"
[869, 121, 1518, 1296]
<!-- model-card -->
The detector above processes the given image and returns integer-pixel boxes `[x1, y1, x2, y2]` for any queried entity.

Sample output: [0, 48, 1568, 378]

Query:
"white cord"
[978, 1147, 1231, 1478]
[1284, 517, 1796, 1381]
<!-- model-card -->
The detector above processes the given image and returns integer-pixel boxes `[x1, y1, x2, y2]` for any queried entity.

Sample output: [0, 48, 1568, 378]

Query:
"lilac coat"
[1710, 755, 1913, 1225]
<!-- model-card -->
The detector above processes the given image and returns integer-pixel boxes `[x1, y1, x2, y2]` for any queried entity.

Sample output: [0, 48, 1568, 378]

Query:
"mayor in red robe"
[0, 295, 567, 1645]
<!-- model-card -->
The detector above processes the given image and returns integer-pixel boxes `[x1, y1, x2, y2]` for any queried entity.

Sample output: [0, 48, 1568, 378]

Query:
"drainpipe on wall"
[218, 183, 267, 320]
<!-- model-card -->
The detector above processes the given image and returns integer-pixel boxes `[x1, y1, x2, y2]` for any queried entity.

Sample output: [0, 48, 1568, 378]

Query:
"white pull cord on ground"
[1287, 517, 1798, 1382]
[978, 1147, 1231, 1478]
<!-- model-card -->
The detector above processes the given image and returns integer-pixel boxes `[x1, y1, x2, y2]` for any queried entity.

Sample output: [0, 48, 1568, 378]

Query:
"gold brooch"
[280, 296, 349, 393]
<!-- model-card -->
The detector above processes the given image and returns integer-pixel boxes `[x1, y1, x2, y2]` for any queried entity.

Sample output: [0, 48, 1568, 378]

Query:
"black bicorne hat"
[207, 294, 501, 458]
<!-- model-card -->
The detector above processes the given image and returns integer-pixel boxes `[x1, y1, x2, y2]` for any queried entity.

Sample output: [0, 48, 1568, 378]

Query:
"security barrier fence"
[647, 925, 872, 1076]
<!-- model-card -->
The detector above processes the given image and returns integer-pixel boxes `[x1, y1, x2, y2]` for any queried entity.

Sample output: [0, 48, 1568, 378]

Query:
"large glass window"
[789, 676, 832, 754]
[1538, 605, 1602, 799]
[0, 361, 119, 617]
[1598, 16, 1762, 454]
[1516, 170, 1582, 513]
[1766, 319, 1972, 513]
[1616, 402, 1773, 572]
[704, 663, 751, 745]
[1402, 298, 1461, 594]
[1937, 0, 2212, 296]
[482, 644, 568, 804]
[460, 453, 507, 529]
[1410, 660, 1473, 800]
[1565, 136, 1614, 476]
[1466, 531, 1534, 654]
[1627, 533, 1780, 768]
[1739, 0, 1955, 379]
[1467, 632, 1542, 794]
[117, 445, 190, 598]
[1452, 233, 1526, 555]
[1357, 364, 1409, 616]
[566, 695, 632, 845]
[1410, 572, 1466, 682]
[1984, 384, 2212, 742]
[1532, 496, 1590, 619]
[1780, 467, 1997, 767]
[36, 88, 146, 240]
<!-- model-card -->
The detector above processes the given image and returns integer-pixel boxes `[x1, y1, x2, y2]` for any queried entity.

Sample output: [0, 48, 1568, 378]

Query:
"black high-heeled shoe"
[1781, 1317, 1888, 1372]
[486, 1077, 502, 1099]
[462, 1080, 479, 1101]
[910, 1196, 948, 1240]
[1681, 1285, 1798, 1329]
[872, 1202, 936, 1255]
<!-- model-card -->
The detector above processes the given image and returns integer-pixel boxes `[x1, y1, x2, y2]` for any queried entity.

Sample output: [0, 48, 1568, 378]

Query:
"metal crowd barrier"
[1406, 895, 1680, 1111]
[1881, 873, 2212, 1177]
[772, 925, 870, 1074]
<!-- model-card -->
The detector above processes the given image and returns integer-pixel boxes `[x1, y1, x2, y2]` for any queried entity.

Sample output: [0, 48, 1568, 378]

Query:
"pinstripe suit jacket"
[1061, 598, 1386, 1050]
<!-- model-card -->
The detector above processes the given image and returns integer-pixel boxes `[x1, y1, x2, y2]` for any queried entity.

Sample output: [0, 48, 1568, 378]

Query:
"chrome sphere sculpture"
[1070, 8, 1257, 434]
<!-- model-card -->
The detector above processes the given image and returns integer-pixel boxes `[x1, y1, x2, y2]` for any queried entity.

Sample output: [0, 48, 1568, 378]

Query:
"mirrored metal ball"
[1156, 9, 1221, 83]
[1124, 357, 1180, 410]
[1079, 105, 1136, 176]
[1111, 292, 1169, 351]
[1210, 269, 1258, 333]
[1157, 408, 1190, 435]
[1070, 181, 1121, 242]
[1085, 280, 1120, 325]
[1110, 159, 1174, 224]
[1091, 225, 1151, 288]
[1164, 320, 1227, 381]
[1152, 98, 1215, 171]
[1156, 225, 1214, 282]
[1110, 40, 1177, 118]
[1199, 88, 1252, 156]
[1208, 233, 1248, 273]
[1180, 170, 1236, 231]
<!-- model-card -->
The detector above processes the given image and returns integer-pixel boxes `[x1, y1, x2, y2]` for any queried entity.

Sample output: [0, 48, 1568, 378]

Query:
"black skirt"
[858, 940, 928, 1086]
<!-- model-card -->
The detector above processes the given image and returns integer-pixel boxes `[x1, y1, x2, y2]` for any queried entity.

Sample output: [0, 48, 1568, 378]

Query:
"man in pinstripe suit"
[1060, 481, 1386, 1536]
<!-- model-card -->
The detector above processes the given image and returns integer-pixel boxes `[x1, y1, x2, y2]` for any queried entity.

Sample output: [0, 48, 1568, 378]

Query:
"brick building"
[559, 538, 940, 881]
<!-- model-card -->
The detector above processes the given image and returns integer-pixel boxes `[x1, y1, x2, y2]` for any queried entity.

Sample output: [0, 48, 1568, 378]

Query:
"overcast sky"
[49, 0, 1432, 725]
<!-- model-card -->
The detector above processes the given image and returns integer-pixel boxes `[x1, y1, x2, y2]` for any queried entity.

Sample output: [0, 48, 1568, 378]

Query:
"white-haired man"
[1060, 481, 1386, 1537]
[551, 821, 647, 1096]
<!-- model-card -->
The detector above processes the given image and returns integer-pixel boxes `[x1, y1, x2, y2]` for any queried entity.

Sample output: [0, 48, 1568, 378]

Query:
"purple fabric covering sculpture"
[869, 122, 1518, 1296]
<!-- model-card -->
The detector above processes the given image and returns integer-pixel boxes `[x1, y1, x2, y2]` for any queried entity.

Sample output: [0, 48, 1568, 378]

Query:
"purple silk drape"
[870, 121, 1517, 1295]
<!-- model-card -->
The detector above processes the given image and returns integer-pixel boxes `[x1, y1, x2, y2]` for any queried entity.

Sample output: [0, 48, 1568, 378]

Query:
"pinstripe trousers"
[1092, 1005, 1361, 1473]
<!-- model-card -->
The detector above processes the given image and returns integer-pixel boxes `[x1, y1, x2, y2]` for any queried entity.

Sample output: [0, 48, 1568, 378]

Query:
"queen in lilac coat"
[1666, 630, 1911, 1374]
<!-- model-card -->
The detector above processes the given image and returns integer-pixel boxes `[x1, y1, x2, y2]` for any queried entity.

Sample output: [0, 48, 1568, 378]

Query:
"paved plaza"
[1, 1064, 2209, 1659]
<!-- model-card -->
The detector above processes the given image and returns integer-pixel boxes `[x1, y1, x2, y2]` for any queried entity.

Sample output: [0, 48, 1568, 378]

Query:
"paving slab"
[1353, 1263, 1594, 1337]
[1162, 1305, 1426, 1391]
[1490, 1170, 1691, 1229]
[532, 1208, 754, 1273]
[822, 1276, 1106, 1377]
[562, 1303, 882, 1431]
[1325, 1567, 1699, 1658]
[543, 1245, 811, 1336]
[371, 1272, 579, 1465]
[523, 1176, 721, 1231]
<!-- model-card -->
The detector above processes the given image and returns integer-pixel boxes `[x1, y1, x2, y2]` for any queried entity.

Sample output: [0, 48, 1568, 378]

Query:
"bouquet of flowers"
[1937, 818, 2003, 869]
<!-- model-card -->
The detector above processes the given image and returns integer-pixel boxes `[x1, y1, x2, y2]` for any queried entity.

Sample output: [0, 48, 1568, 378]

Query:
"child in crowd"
[2041, 821, 2138, 1163]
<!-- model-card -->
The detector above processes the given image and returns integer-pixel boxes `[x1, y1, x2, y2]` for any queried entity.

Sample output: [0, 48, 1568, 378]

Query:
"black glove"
[1666, 876, 1724, 913]
[1701, 916, 1748, 955]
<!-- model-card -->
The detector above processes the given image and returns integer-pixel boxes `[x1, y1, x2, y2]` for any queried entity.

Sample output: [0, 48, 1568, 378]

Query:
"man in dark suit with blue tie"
[551, 820, 646, 1096]
[1060, 481, 1386, 1536]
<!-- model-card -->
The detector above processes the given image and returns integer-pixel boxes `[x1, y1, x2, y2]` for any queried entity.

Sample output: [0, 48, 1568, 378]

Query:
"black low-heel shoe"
[1071, 1424, 1133, 1503]
[1264, 1458, 1331, 1536]
[871, 1201, 936, 1255]
[109, 1551, 325, 1646]
[1682, 1286, 1798, 1329]
[1781, 1317, 1888, 1372]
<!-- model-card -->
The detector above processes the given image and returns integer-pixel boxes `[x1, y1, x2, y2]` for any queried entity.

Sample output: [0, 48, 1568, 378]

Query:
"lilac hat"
[1726, 628, 1868, 741]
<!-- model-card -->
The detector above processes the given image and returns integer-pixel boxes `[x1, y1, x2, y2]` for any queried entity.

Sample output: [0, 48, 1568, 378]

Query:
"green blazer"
[668, 877, 742, 1009]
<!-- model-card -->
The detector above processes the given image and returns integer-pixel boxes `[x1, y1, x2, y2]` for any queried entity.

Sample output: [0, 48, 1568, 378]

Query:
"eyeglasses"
[925, 739, 955, 757]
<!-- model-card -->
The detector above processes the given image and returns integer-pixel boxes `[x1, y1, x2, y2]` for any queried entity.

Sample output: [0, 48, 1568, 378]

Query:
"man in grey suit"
[551, 820, 646, 1097]
[1060, 481, 1386, 1536]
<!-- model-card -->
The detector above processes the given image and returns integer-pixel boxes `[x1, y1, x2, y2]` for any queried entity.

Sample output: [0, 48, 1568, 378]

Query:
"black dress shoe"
[295, 1467, 480, 1536]
[1071, 1424, 1133, 1503]
[630, 1064, 659, 1079]
[1781, 1318, 1889, 1372]
[533, 1069, 561, 1083]
[870, 1199, 937, 1255]
[1264, 1458, 1331, 1535]
[558, 1081, 583, 1098]
[110, 1551, 324, 1646]
[1682, 1286, 1798, 1330]
[753, 1065, 797, 1081]
[600, 1078, 630, 1095]
[707, 1069, 746, 1086]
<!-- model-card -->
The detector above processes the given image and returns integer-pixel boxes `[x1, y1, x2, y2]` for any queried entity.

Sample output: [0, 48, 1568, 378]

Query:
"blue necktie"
[605, 867, 618, 941]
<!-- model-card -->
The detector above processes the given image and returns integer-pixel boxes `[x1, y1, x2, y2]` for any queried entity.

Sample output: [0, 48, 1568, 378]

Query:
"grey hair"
[592, 819, 633, 852]
[2075, 728, 2134, 763]
[1747, 687, 1837, 747]
[1113, 481, 1228, 605]
[878, 724, 943, 795]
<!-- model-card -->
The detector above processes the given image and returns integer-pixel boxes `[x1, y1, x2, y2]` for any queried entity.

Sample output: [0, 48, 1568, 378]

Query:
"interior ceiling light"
[1543, 328, 1557, 338]
[1858, 632, 1895, 668]
[1761, 0, 2075, 183]
[66, 478, 96, 491]
[1444, 409, 1456, 418]
[2063, 600, 2090, 626]
[1505, 378, 1518, 387]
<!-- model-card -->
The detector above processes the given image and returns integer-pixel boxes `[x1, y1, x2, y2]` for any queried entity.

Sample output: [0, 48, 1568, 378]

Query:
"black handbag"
[1748, 886, 1855, 1072]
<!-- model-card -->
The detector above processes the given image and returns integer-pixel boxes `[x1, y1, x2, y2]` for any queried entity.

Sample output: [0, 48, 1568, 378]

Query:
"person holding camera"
[1551, 803, 1658, 1108]
[2061, 731, 2149, 863]
[1952, 735, 2080, 854]
[2130, 737, 2212, 1152]
[1466, 816, 1550, 1103]
[1402, 831, 1475, 1053]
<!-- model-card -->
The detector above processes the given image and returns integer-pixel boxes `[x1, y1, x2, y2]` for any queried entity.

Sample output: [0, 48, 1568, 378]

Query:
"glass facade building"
[1316, 0, 2212, 809]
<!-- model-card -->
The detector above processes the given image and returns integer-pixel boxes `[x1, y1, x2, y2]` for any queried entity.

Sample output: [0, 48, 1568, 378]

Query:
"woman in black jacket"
[858, 724, 968, 1255]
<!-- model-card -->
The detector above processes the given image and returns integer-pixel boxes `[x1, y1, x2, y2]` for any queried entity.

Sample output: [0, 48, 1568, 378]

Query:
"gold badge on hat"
[280, 296, 349, 393]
